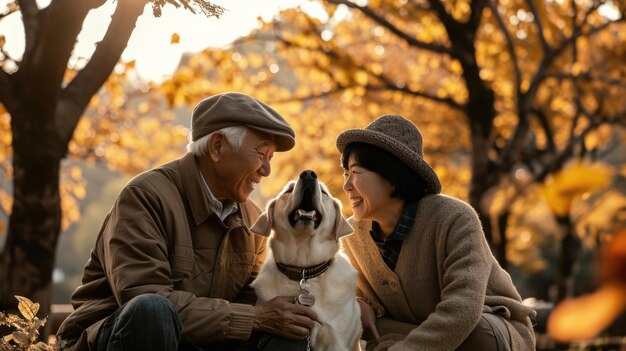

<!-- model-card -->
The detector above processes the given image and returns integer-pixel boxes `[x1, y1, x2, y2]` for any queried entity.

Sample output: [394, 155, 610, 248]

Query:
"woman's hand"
[357, 296, 380, 340]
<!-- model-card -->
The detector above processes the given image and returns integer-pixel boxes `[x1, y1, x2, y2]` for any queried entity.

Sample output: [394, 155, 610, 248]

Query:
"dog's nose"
[299, 170, 317, 180]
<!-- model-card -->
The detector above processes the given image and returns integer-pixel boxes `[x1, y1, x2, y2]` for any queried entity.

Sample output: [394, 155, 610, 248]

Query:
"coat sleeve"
[102, 184, 255, 344]
[390, 204, 493, 351]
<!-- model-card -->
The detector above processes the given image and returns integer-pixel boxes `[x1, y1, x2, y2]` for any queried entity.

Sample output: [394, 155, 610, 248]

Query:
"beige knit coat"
[342, 194, 536, 351]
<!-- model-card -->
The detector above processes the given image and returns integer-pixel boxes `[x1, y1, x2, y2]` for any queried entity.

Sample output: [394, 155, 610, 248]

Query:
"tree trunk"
[0, 104, 64, 318]
[433, 0, 503, 261]
[495, 210, 510, 270]
[555, 215, 580, 303]
[0, 0, 147, 318]
[465, 82, 502, 264]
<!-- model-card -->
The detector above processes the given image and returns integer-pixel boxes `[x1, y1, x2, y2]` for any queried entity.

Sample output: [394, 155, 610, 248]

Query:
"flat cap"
[191, 92, 296, 151]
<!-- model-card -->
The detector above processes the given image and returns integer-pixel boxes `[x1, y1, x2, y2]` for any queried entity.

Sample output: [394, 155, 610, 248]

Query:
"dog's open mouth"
[289, 206, 322, 229]
[288, 171, 323, 229]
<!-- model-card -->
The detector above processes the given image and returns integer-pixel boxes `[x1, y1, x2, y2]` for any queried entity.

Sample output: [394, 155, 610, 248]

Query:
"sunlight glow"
[599, 3, 621, 21]
[0, 0, 309, 82]
[299, 0, 329, 22]
[321, 29, 334, 41]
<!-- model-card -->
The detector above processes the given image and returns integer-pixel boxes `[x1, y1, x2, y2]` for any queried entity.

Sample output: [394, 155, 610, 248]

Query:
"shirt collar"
[371, 200, 418, 243]
[198, 169, 239, 222]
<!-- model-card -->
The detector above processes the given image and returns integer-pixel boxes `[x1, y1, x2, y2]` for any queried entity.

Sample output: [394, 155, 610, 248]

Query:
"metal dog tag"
[297, 292, 316, 307]
[298, 279, 315, 306]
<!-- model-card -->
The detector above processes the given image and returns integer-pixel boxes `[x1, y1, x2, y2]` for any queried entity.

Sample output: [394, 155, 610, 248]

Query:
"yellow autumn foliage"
[171, 32, 180, 45]
[0, 296, 56, 350]
[540, 161, 614, 217]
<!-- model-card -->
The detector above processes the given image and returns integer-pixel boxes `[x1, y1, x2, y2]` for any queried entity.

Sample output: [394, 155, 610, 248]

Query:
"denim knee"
[121, 294, 181, 330]
[97, 294, 182, 351]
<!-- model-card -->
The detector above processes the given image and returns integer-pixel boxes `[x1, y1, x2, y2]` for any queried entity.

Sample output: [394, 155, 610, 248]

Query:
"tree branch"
[16, 0, 38, 63]
[579, 1, 604, 28]
[488, 2, 521, 94]
[28, 0, 99, 104]
[468, 0, 488, 32]
[499, 12, 625, 171]
[373, 73, 465, 111]
[426, 0, 455, 27]
[274, 32, 465, 111]
[525, 15, 625, 114]
[327, 0, 452, 55]
[494, 116, 622, 216]
[547, 72, 626, 88]
[57, 0, 146, 145]
[533, 116, 624, 182]
[525, 0, 550, 51]
[530, 107, 556, 152]
[0, 2, 19, 20]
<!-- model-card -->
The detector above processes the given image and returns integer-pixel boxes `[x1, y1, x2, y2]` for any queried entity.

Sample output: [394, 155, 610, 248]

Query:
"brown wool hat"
[336, 114, 442, 194]
[191, 92, 296, 151]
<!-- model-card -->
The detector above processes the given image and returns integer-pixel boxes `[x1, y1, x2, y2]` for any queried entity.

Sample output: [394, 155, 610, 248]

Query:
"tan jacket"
[57, 153, 265, 350]
[342, 194, 536, 351]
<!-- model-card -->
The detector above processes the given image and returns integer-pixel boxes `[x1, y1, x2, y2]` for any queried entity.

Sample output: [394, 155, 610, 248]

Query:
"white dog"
[251, 170, 361, 351]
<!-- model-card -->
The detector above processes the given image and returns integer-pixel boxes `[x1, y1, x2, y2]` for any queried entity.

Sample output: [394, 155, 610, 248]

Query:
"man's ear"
[333, 200, 353, 240]
[207, 132, 225, 162]
[251, 201, 275, 237]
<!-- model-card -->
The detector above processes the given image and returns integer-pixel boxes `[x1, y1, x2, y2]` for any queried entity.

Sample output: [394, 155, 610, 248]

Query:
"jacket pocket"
[227, 251, 256, 292]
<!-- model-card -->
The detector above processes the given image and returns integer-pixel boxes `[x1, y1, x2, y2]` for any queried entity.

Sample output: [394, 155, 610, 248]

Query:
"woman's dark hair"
[341, 142, 428, 201]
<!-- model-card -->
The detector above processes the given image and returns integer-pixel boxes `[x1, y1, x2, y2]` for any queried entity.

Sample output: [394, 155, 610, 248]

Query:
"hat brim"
[248, 125, 295, 152]
[337, 129, 442, 194]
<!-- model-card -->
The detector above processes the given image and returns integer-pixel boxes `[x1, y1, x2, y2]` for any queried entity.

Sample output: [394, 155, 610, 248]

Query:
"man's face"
[214, 129, 277, 203]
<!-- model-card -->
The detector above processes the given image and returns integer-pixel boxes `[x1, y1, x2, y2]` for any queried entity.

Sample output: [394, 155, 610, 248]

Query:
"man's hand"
[253, 296, 318, 339]
[357, 296, 380, 340]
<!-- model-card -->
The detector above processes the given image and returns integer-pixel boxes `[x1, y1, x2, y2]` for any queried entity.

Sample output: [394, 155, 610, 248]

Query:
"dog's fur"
[251, 170, 361, 351]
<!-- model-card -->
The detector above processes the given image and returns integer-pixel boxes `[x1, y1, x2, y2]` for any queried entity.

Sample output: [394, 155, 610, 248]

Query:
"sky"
[0, 0, 321, 82]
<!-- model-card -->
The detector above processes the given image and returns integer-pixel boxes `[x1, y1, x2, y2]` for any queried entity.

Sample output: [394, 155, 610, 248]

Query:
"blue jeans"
[96, 294, 308, 351]
[95, 294, 182, 351]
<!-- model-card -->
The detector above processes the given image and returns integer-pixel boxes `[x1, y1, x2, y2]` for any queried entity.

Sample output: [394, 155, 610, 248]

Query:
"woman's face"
[343, 154, 396, 222]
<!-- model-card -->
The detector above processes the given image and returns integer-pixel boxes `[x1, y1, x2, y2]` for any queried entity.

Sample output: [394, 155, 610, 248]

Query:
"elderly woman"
[336, 115, 536, 351]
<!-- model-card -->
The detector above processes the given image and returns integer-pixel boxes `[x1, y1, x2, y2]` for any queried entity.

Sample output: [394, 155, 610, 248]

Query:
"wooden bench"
[44, 304, 73, 338]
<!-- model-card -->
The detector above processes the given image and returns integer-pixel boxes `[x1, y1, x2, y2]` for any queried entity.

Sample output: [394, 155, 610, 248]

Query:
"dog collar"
[275, 258, 335, 281]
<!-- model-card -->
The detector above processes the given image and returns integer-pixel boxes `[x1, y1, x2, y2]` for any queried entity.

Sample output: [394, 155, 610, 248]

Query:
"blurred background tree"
[0, 0, 224, 316]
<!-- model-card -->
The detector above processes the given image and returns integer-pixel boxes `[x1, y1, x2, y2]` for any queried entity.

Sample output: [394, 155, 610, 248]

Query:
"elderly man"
[57, 92, 317, 351]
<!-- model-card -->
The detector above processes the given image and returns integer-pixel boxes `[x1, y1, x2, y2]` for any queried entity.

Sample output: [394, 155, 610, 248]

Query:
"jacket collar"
[180, 153, 213, 226]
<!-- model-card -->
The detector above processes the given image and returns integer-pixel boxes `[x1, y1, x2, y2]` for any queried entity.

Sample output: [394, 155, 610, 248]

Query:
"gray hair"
[187, 126, 249, 157]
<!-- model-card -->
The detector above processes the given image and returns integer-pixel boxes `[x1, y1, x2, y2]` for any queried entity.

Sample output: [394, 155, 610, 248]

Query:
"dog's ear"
[333, 200, 353, 240]
[251, 201, 275, 236]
